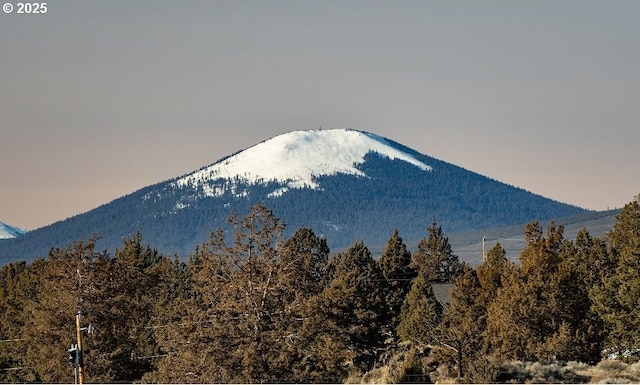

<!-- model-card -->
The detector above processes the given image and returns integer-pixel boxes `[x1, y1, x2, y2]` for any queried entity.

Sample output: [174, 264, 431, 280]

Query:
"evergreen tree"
[317, 241, 387, 374]
[14, 235, 173, 383]
[485, 222, 605, 363]
[23, 239, 111, 383]
[268, 227, 332, 382]
[87, 232, 165, 381]
[413, 221, 462, 282]
[592, 196, 640, 360]
[148, 204, 290, 383]
[548, 229, 606, 364]
[144, 239, 231, 383]
[278, 227, 330, 301]
[476, 242, 509, 304]
[485, 222, 565, 361]
[484, 262, 533, 360]
[378, 229, 415, 329]
[397, 272, 443, 345]
[0, 260, 44, 382]
[475, 242, 514, 365]
[435, 263, 487, 380]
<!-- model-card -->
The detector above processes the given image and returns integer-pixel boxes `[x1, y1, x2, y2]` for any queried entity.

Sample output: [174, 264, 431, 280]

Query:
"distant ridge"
[0, 128, 588, 264]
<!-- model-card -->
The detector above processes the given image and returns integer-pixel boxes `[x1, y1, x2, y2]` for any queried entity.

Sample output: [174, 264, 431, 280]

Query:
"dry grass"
[346, 343, 433, 384]
[492, 359, 640, 384]
[347, 352, 640, 383]
[574, 359, 640, 384]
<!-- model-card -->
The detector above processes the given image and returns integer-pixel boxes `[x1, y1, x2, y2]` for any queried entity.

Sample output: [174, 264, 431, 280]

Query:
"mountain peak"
[174, 128, 431, 198]
[0, 222, 27, 239]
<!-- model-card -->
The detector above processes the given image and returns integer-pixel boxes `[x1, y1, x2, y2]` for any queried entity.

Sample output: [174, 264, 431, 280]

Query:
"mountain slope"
[0, 222, 27, 240]
[174, 129, 431, 198]
[0, 128, 588, 264]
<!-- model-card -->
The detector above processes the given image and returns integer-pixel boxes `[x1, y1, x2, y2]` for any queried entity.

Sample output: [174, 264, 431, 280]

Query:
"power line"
[0, 338, 26, 343]
[0, 367, 32, 372]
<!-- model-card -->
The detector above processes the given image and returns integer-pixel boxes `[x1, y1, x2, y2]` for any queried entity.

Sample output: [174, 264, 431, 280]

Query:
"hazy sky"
[1, 1, 639, 230]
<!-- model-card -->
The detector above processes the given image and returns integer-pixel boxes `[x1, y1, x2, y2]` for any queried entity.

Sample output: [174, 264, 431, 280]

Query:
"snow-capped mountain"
[0, 222, 27, 239]
[174, 129, 431, 199]
[0, 128, 588, 263]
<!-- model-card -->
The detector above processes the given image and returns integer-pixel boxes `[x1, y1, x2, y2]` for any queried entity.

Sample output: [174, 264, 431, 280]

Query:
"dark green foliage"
[485, 222, 566, 361]
[435, 263, 487, 380]
[397, 273, 443, 345]
[278, 227, 330, 300]
[378, 229, 415, 329]
[0, 235, 186, 383]
[319, 242, 388, 373]
[476, 242, 510, 304]
[0, 260, 43, 382]
[412, 221, 462, 283]
[87, 232, 166, 381]
[485, 222, 607, 364]
[24, 239, 111, 383]
[591, 196, 640, 361]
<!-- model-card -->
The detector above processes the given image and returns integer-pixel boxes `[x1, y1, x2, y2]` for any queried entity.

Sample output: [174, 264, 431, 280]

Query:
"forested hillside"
[1, 196, 639, 383]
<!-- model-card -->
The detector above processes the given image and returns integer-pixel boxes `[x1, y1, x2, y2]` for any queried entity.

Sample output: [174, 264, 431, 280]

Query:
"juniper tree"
[145, 205, 345, 383]
[592, 195, 640, 361]
[435, 263, 487, 380]
[211, 204, 286, 381]
[23, 239, 111, 383]
[485, 222, 565, 361]
[0, 260, 43, 382]
[413, 221, 461, 283]
[378, 229, 415, 329]
[269, 227, 332, 382]
[89, 233, 165, 381]
[396, 272, 443, 346]
[278, 227, 329, 302]
[317, 241, 387, 374]
[476, 242, 509, 304]
[546, 229, 606, 364]
[485, 222, 606, 363]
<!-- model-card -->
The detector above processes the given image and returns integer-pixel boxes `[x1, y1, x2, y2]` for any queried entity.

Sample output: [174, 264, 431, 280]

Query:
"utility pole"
[482, 236, 487, 263]
[75, 312, 84, 384]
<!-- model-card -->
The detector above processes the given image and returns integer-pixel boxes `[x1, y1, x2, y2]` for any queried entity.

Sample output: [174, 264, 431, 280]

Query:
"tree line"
[0, 196, 639, 383]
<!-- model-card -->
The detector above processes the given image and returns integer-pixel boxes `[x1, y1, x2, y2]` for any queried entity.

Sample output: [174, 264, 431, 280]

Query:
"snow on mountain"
[0, 222, 27, 239]
[174, 128, 432, 198]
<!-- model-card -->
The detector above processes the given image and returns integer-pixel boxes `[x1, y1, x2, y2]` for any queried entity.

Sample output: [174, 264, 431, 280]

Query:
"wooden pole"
[75, 312, 84, 384]
[482, 236, 486, 263]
